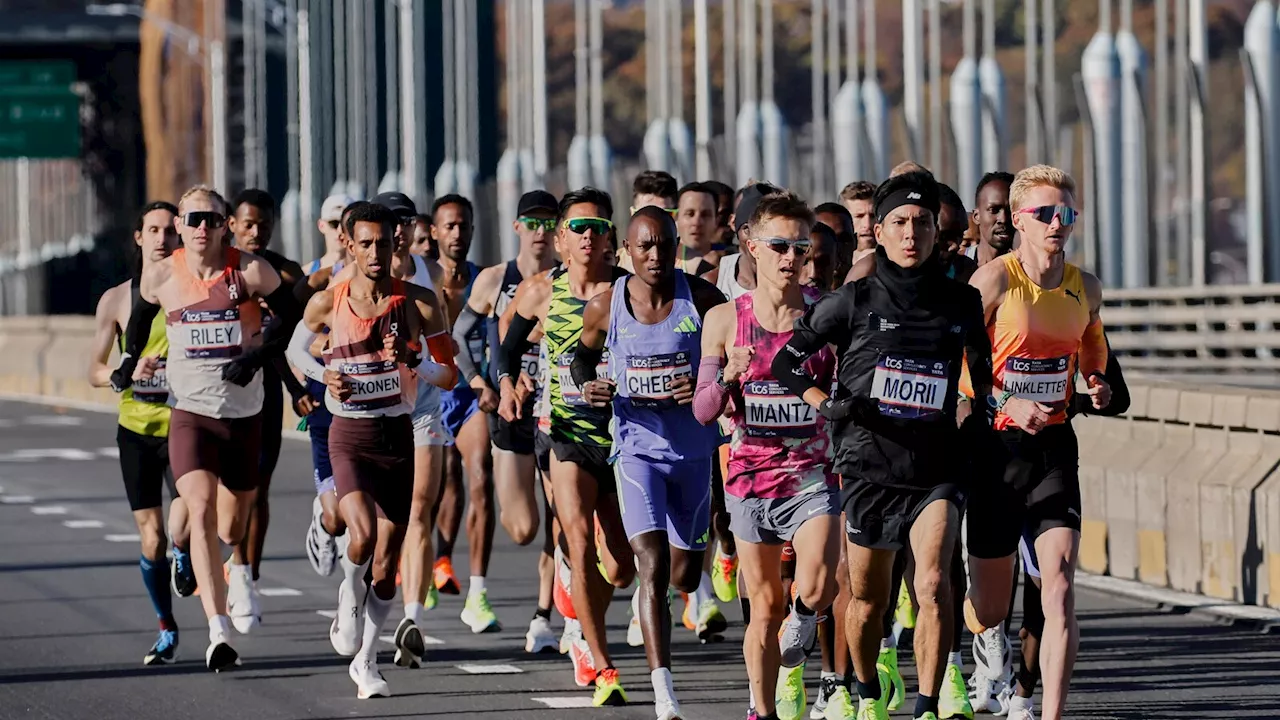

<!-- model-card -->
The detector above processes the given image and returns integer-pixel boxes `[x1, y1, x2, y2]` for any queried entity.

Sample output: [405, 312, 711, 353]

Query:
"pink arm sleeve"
[693, 355, 731, 425]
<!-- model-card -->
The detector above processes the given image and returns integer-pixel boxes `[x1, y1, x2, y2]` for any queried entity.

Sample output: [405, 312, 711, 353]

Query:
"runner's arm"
[961, 285, 994, 402]
[772, 286, 856, 412]
[688, 274, 728, 317]
[286, 290, 333, 383]
[89, 286, 122, 388]
[451, 305, 490, 390]
[1078, 271, 1108, 378]
[412, 288, 458, 389]
[1070, 337, 1129, 418]
[693, 302, 734, 425]
[115, 273, 163, 392]
[496, 275, 548, 385]
[569, 289, 612, 386]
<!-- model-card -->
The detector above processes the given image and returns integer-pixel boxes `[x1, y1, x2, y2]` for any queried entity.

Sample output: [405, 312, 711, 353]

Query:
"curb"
[1077, 572, 1280, 633]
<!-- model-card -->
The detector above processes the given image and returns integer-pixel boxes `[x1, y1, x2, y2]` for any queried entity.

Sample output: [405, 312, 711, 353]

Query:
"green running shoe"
[822, 686, 857, 720]
[775, 664, 807, 720]
[876, 647, 906, 711]
[460, 589, 501, 633]
[855, 696, 889, 720]
[895, 580, 916, 630]
[939, 663, 974, 718]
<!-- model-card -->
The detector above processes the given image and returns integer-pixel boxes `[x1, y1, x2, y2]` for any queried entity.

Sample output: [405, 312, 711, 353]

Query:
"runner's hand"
[670, 375, 695, 405]
[476, 385, 500, 413]
[133, 356, 162, 381]
[323, 369, 353, 403]
[109, 354, 138, 392]
[1003, 397, 1054, 435]
[519, 372, 537, 395]
[221, 357, 259, 387]
[1085, 374, 1111, 410]
[498, 376, 520, 422]
[383, 333, 412, 365]
[819, 396, 878, 422]
[293, 393, 320, 417]
[724, 346, 754, 385]
[582, 378, 616, 408]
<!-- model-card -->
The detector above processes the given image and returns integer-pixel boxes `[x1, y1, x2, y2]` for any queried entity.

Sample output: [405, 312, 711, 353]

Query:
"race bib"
[1002, 356, 1070, 403]
[742, 380, 817, 438]
[555, 352, 609, 407]
[624, 351, 693, 409]
[132, 358, 169, 404]
[870, 355, 949, 419]
[520, 349, 541, 387]
[339, 360, 403, 411]
[178, 308, 242, 359]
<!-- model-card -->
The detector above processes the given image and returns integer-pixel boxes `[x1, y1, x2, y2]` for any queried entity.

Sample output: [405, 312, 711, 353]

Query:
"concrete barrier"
[5, 316, 1280, 610]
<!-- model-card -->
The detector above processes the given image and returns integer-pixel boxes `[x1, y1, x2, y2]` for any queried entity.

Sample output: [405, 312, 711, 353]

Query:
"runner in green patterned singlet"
[495, 187, 635, 706]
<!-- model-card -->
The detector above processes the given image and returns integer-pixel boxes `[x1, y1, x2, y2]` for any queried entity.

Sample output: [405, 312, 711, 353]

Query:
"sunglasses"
[183, 211, 225, 229]
[563, 217, 615, 236]
[630, 205, 679, 218]
[1016, 205, 1078, 227]
[756, 237, 810, 257]
[326, 219, 340, 229]
[519, 217, 556, 232]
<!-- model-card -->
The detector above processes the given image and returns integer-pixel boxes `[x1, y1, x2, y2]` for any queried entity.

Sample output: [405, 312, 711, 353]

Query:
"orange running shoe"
[433, 557, 461, 595]
[553, 547, 577, 620]
[569, 632, 597, 687]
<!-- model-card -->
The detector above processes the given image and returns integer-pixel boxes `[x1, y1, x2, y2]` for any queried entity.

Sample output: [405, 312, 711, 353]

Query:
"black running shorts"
[534, 429, 553, 474]
[117, 425, 179, 511]
[489, 411, 536, 455]
[549, 439, 616, 495]
[841, 479, 965, 551]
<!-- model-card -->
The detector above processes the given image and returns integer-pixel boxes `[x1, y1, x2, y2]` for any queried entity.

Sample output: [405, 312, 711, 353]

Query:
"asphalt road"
[0, 398, 1277, 720]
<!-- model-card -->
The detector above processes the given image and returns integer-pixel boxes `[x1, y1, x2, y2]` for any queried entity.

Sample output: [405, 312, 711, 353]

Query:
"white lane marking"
[63, 519, 105, 529]
[24, 415, 85, 427]
[259, 588, 303, 597]
[0, 495, 35, 504]
[379, 633, 445, 646]
[532, 696, 595, 709]
[31, 505, 68, 515]
[97, 447, 120, 459]
[0, 448, 97, 462]
[1077, 573, 1280, 623]
[316, 609, 337, 619]
[105, 534, 141, 542]
[456, 663, 522, 675]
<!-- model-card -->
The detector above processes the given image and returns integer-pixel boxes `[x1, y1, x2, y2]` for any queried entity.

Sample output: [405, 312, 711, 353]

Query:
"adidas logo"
[674, 316, 699, 334]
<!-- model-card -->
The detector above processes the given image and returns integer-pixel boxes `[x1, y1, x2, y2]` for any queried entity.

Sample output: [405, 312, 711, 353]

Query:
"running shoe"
[349, 656, 391, 699]
[855, 697, 889, 720]
[561, 617, 580, 655]
[993, 685, 1014, 716]
[553, 547, 576, 620]
[1005, 702, 1035, 720]
[226, 561, 260, 634]
[569, 632, 597, 687]
[877, 646, 906, 712]
[656, 698, 683, 720]
[939, 664, 974, 719]
[695, 598, 728, 643]
[775, 664, 806, 720]
[330, 581, 364, 657]
[525, 614, 558, 654]
[779, 610, 818, 668]
[460, 589, 501, 633]
[433, 557, 461, 595]
[680, 593, 697, 631]
[627, 613, 644, 647]
[969, 627, 1012, 713]
[823, 686, 857, 720]
[713, 547, 739, 602]
[424, 583, 439, 611]
[205, 632, 239, 672]
[170, 547, 197, 597]
[894, 580, 916, 630]
[144, 628, 177, 665]
[306, 495, 338, 577]
[811, 675, 836, 719]
[392, 616, 425, 669]
[916, 714, 940, 720]
[591, 667, 628, 707]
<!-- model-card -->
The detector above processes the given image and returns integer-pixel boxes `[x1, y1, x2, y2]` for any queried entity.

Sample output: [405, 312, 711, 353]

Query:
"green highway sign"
[0, 61, 76, 89]
[0, 62, 80, 159]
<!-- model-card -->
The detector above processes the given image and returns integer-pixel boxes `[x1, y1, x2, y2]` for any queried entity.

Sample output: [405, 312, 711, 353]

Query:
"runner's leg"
[907, 499, 960, 709]
[737, 539, 785, 718]
[1033, 527, 1079, 720]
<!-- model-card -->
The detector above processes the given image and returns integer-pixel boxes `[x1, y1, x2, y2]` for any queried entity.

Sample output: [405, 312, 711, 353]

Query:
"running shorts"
[841, 479, 965, 550]
[439, 384, 480, 438]
[306, 379, 334, 494]
[614, 455, 712, 550]
[534, 430, 553, 474]
[489, 410, 536, 455]
[966, 423, 1081, 559]
[328, 414, 414, 525]
[725, 488, 840, 545]
[259, 364, 284, 479]
[116, 425, 178, 511]
[412, 408, 454, 447]
[168, 409, 262, 492]
[549, 439, 615, 495]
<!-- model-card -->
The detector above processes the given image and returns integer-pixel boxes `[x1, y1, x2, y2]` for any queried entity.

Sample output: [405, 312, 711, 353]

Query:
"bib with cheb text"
[624, 351, 693, 409]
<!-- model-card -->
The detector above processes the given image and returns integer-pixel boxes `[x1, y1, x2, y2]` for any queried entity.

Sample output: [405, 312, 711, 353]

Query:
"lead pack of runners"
[100, 159, 1123, 720]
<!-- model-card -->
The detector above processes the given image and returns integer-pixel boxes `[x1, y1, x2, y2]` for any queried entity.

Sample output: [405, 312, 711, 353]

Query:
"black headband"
[876, 187, 940, 223]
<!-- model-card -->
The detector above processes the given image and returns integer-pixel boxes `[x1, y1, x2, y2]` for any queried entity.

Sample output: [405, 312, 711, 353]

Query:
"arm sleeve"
[771, 290, 854, 400]
[257, 284, 303, 359]
[121, 293, 161, 360]
[961, 289, 994, 400]
[451, 305, 487, 386]
[286, 324, 327, 382]
[693, 355, 731, 425]
[1078, 315, 1109, 378]
[497, 312, 537, 381]
[570, 341, 604, 387]
[414, 331, 458, 388]
[272, 356, 309, 402]
[1069, 339, 1129, 418]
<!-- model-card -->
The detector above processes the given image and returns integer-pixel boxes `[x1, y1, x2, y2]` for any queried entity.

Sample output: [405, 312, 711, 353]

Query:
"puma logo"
[1064, 289, 1082, 305]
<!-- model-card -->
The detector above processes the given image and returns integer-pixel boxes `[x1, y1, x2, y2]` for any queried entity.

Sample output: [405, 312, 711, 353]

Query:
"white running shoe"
[560, 617, 579, 655]
[205, 625, 240, 673]
[627, 592, 644, 647]
[525, 615, 558, 654]
[993, 684, 1014, 716]
[1004, 695, 1036, 720]
[778, 610, 818, 668]
[349, 656, 391, 699]
[330, 582, 364, 657]
[656, 699, 683, 720]
[969, 625, 1012, 713]
[226, 562, 260, 634]
[306, 496, 338, 577]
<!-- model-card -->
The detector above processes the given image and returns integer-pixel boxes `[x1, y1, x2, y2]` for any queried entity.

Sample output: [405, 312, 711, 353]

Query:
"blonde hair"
[889, 161, 929, 178]
[177, 184, 228, 215]
[1009, 165, 1076, 211]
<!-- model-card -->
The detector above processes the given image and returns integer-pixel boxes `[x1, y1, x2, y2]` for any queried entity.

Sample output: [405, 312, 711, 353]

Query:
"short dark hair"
[938, 183, 967, 217]
[134, 200, 179, 233]
[431, 194, 474, 222]
[873, 170, 941, 221]
[232, 188, 276, 215]
[810, 221, 836, 244]
[974, 171, 1015, 204]
[702, 180, 733, 203]
[559, 186, 614, 223]
[344, 201, 398, 237]
[677, 181, 716, 206]
[632, 170, 678, 201]
[629, 205, 678, 239]
[414, 213, 432, 226]
[814, 202, 852, 223]
[341, 201, 371, 225]
[839, 181, 876, 204]
[748, 190, 816, 234]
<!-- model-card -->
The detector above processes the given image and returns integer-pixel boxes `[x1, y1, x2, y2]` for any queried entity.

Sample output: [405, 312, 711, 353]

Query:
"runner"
[814, 202, 856, 289]
[621, 170, 679, 272]
[286, 201, 457, 698]
[573, 206, 726, 720]
[304, 192, 356, 274]
[91, 200, 194, 665]
[962, 165, 1110, 720]
[938, 185, 978, 283]
[410, 213, 439, 260]
[703, 179, 736, 252]
[450, 189, 560, 650]
[838, 181, 877, 268]
[112, 184, 302, 670]
[803, 222, 837, 292]
[497, 187, 635, 705]
[773, 171, 993, 720]
[675, 181, 723, 280]
[965, 172, 1015, 266]
[716, 183, 782, 302]
[694, 190, 841, 720]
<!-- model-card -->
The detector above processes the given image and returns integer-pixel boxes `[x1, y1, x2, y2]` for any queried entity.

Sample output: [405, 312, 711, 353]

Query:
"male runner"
[451, 189, 560, 649]
[574, 207, 726, 720]
[815, 202, 856, 288]
[91, 201, 194, 665]
[675, 181, 723, 279]
[703, 179, 736, 252]
[966, 172, 1015, 266]
[498, 187, 635, 705]
[423, 193, 502, 633]
[287, 201, 457, 698]
[620, 170, 679, 272]
[695, 191, 841, 720]
[938, 185, 979, 283]
[410, 213, 439, 260]
[774, 171, 993, 720]
[803, 222, 838, 292]
[962, 166, 1110, 720]
[113, 185, 301, 670]
[838, 181, 877, 266]
[304, 192, 356, 274]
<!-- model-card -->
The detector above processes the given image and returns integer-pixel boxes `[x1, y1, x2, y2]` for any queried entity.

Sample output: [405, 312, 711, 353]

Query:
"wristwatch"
[988, 390, 1014, 412]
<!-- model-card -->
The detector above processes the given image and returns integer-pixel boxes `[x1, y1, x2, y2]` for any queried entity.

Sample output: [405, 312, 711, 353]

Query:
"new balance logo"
[907, 192, 921, 200]
[674, 316, 699, 334]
